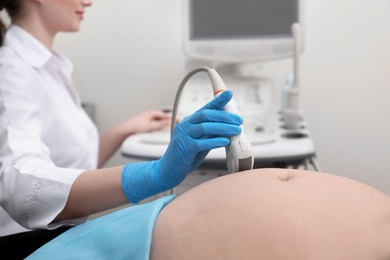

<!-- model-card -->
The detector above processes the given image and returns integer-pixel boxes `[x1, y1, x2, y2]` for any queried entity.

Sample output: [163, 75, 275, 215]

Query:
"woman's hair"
[0, 0, 21, 46]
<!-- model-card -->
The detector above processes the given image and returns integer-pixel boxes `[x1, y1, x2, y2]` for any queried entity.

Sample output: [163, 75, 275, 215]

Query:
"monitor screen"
[191, 0, 298, 40]
[183, 0, 303, 62]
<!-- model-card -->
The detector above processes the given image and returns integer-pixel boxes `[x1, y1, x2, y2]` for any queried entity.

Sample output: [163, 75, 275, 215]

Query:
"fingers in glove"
[180, 122, 242, 139]
[187, 109, 243, 125]
[193, 137, 231, 152]
[198, 90, 233, 111]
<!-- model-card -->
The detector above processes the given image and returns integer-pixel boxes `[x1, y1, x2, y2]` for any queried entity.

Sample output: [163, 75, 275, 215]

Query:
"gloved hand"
[122, 90, 243, 203]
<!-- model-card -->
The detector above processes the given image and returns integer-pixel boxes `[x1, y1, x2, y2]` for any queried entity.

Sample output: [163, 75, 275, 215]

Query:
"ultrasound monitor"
[183, 0, 304, 63]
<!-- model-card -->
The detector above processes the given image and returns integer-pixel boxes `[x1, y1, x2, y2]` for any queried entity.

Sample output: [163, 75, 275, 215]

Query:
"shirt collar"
[4, 24, 73, 73]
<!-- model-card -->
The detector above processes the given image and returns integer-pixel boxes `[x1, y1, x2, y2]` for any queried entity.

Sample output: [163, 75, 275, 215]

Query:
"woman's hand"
[118, 109, 172, 136]
[98, 110, 172, 167]
[121, 90, 243, 203]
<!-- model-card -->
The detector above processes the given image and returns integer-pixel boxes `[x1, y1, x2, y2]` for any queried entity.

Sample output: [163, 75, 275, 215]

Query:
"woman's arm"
[54, 166, 128, 222]
[55, 91, 242, 222]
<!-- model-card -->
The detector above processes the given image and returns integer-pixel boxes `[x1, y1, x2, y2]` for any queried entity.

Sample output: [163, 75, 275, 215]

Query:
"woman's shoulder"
[0, 46, 34, 71]
[0, 46, 39, 87]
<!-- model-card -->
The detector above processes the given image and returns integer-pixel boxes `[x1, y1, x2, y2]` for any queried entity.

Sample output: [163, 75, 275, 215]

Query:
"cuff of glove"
[122, 161, 160, 204]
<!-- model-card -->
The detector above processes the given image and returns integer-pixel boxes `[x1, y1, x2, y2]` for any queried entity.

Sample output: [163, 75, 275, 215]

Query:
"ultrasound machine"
[121, 0, 319, 192]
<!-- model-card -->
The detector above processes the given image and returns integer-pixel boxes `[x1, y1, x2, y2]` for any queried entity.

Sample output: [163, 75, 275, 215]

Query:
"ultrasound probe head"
[207, 69, 254, 173]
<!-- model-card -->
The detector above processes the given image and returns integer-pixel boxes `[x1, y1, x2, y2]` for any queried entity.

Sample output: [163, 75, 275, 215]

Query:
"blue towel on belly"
[26, 195, 176, 260]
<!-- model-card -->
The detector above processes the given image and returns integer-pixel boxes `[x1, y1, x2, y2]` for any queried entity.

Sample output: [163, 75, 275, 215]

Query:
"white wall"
[301, 0, 390, 193]
[54, 0, 390, 193]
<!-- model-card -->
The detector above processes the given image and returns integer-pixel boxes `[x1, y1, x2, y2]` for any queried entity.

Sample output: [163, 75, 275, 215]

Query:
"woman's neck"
[13, 17, 56, 50]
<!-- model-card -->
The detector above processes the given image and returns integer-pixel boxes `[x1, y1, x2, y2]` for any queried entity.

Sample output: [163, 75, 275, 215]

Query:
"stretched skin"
[151, 168, 390, 260]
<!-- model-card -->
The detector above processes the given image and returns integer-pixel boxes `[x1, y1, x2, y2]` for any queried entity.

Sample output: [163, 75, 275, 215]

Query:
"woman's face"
[40, 0, 93, 33]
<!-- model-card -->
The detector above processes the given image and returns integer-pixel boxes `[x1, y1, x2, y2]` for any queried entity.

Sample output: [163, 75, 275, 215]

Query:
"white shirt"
[0, 25, 99, 236]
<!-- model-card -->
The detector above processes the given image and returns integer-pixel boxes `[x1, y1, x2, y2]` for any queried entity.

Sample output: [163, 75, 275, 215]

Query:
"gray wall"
[53, 0, 390, 193]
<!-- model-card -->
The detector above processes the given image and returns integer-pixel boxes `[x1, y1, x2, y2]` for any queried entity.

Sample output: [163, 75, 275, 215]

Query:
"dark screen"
[191, 0, 298, 39]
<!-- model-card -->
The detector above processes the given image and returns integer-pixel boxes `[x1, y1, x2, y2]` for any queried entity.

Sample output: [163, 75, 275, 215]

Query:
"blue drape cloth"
[26, 195, 176, 260]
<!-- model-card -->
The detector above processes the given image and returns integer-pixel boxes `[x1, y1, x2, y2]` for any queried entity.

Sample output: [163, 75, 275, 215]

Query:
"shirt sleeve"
[0, 58, 87, 229]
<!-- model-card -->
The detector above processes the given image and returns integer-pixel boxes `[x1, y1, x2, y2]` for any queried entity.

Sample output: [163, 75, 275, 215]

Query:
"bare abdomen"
[151, 168, 390, 260]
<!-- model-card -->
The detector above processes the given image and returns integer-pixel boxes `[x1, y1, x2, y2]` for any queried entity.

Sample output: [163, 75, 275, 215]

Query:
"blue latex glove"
[122, 90, 243, 203]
